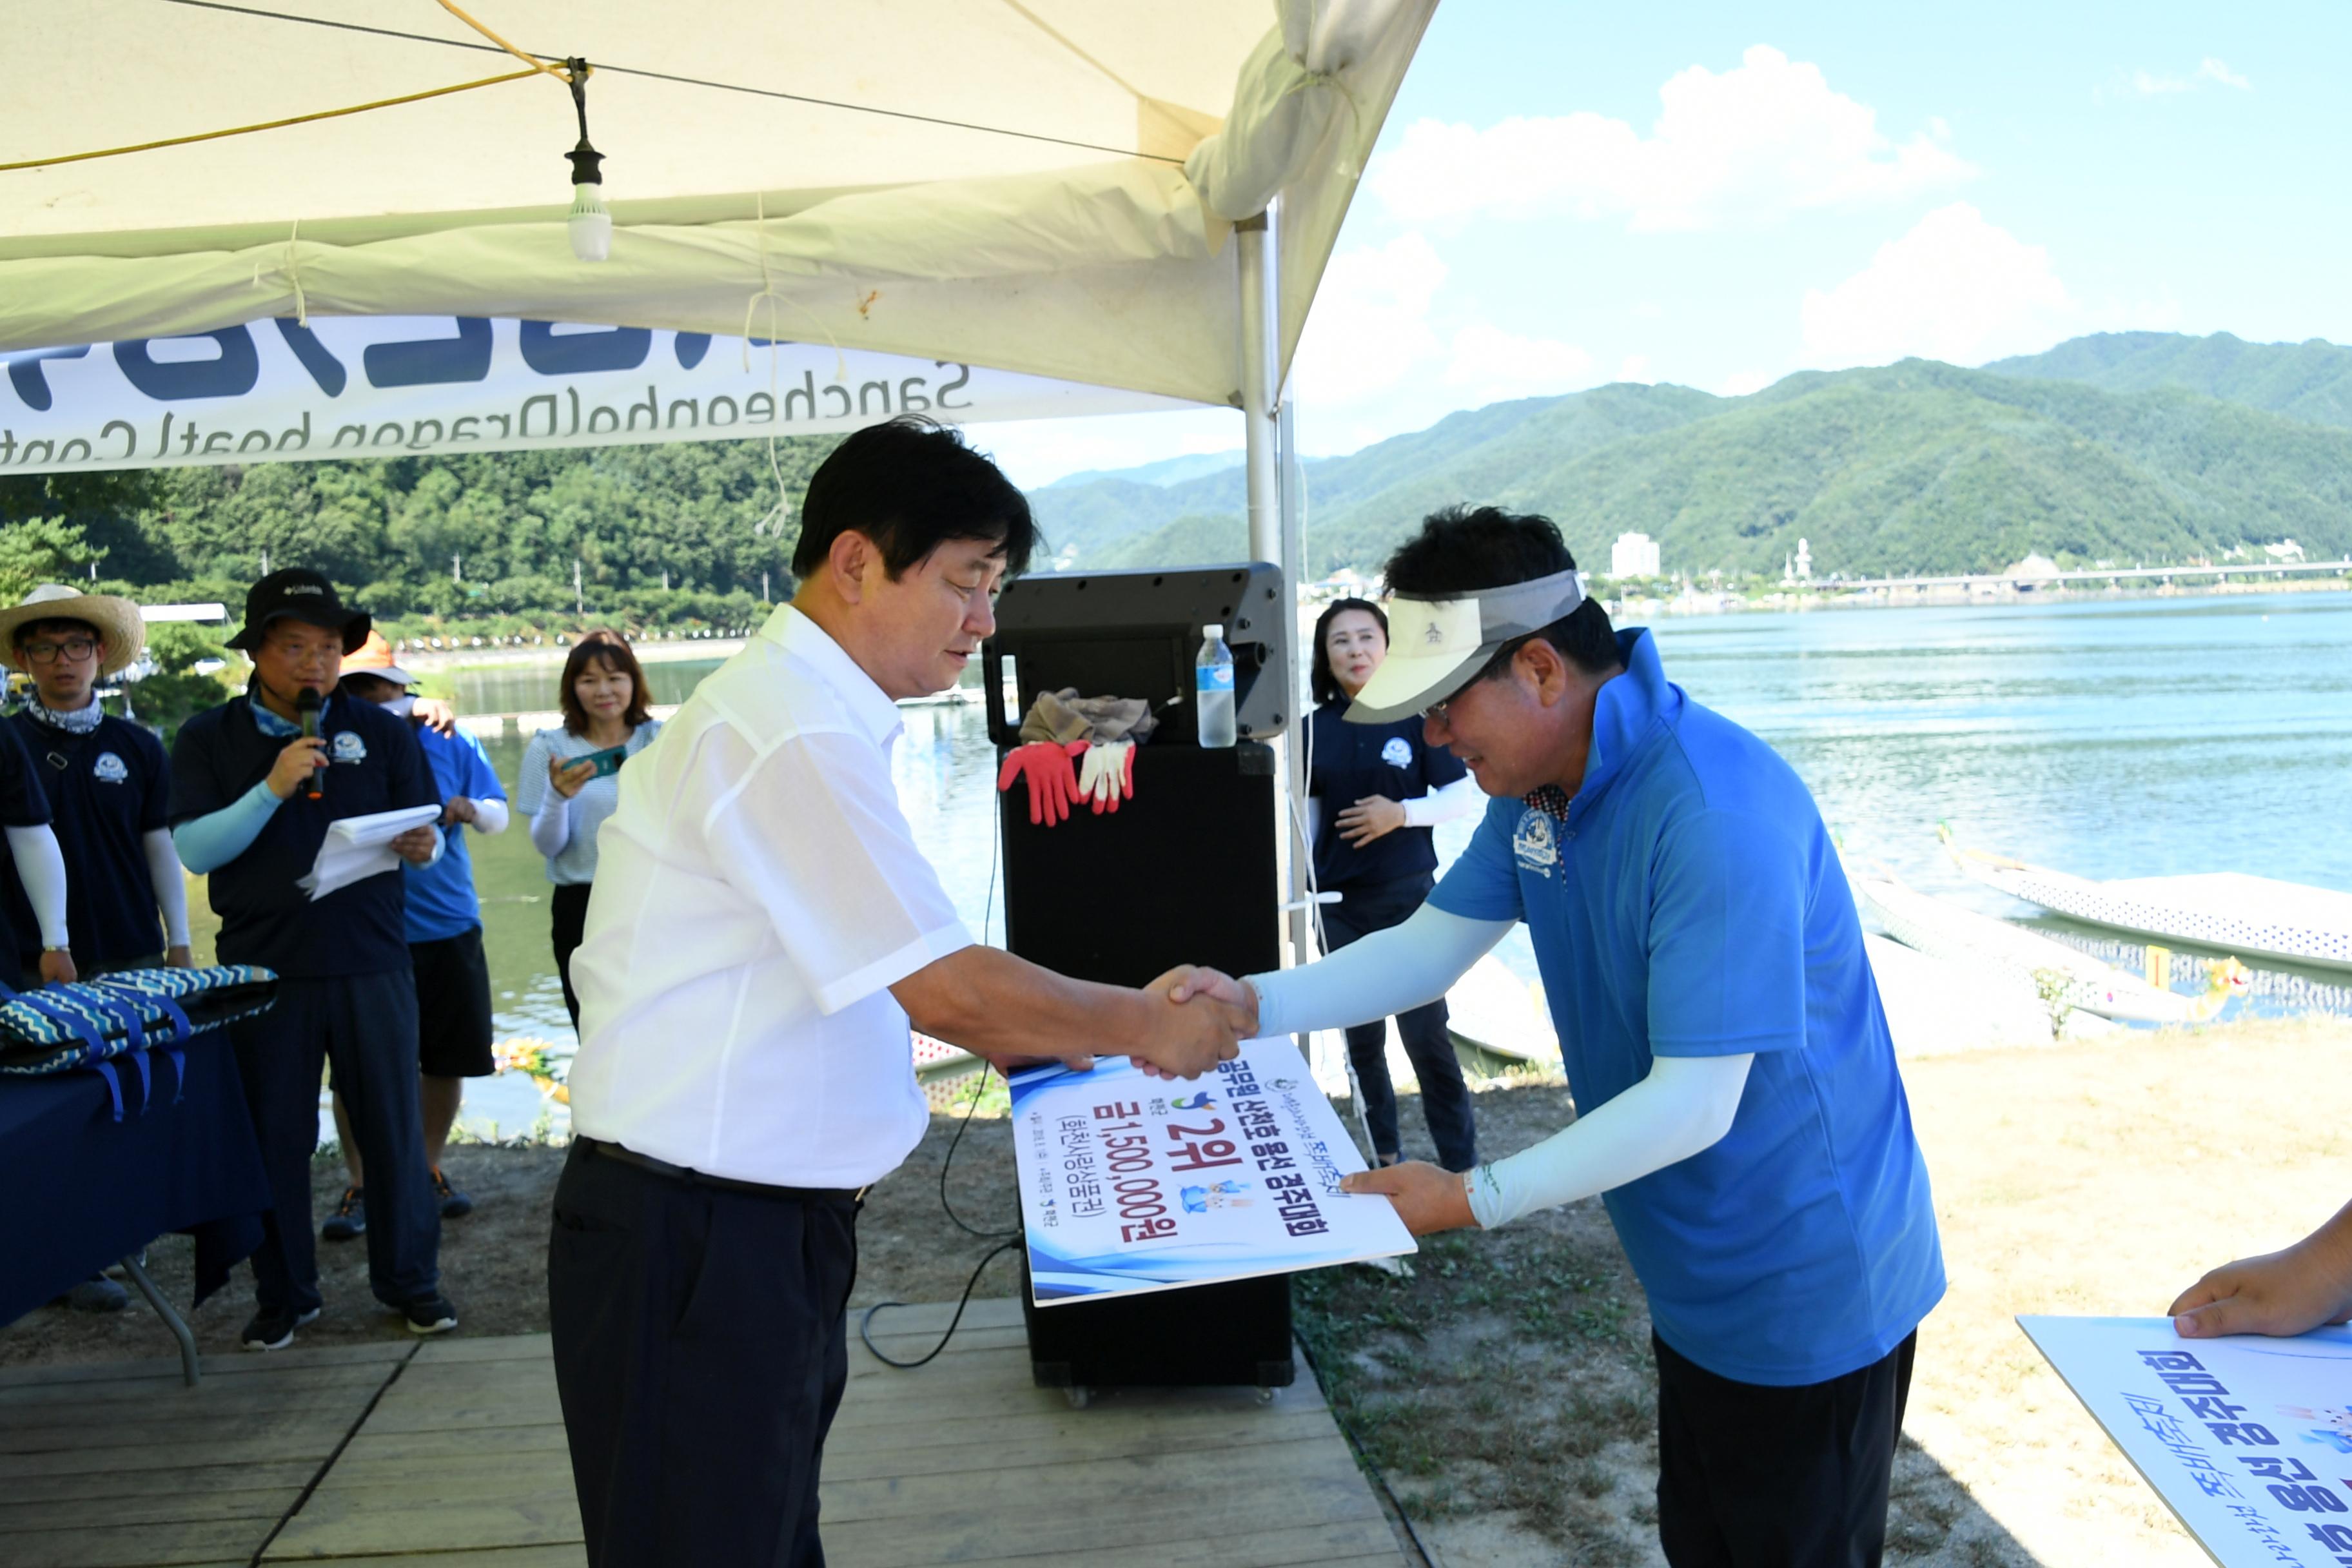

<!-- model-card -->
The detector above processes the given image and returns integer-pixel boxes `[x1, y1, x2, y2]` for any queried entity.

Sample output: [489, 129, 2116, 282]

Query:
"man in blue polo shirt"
[326, 632, 509, 1233]
[170, 569, 456, 1351]
[1, 585, 193, 981]
[1177, 507, 1944, 1567]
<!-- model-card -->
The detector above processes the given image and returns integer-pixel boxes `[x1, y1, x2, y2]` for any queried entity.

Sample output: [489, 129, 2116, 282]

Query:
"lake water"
[253, 590, 2352, 1139]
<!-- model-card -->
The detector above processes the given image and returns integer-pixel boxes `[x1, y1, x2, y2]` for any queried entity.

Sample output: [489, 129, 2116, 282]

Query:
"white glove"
[1077, 740, 1136, 814]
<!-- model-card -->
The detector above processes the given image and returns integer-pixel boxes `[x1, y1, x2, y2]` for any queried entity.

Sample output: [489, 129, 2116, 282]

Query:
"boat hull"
[1958, 861, 2352, 975]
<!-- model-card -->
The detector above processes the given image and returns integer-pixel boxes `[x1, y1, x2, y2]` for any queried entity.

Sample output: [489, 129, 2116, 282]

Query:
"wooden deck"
[0, 1300, 1407, 1568]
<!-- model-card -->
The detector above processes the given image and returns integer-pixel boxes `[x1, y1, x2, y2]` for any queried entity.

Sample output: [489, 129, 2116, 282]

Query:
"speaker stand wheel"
[1255, 1385, 1277, 1405]
[1064, 1385, 1092, 1411]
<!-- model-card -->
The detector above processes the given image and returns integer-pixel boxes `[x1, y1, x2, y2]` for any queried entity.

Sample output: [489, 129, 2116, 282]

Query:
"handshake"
[1128, 965, 1259, 1080]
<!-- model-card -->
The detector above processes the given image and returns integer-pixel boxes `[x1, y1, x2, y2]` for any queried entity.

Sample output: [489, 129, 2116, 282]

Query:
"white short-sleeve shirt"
[565, 604, 974, 1188]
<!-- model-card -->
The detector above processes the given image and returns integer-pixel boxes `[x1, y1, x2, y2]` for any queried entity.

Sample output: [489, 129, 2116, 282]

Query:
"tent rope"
[0, 67, 547, 174]
[251, 218, 310, 326]
[743, 192, 848, 541]
[0, 3, 583, 177]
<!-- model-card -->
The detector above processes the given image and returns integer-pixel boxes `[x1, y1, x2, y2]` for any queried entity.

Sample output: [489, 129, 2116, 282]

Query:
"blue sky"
[981, 1, 2351, 486]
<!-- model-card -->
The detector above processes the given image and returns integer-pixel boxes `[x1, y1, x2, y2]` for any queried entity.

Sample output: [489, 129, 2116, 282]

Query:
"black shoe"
[431, 1168, 473, 1220]
[401, 1293, 458, 1336]
[240, 1304, 321, 1351]
[322, 1186, 366, 1241]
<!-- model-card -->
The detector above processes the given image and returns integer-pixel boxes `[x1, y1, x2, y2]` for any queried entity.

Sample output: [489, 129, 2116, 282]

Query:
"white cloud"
[1800, 203, 2075, 369]
[972, 407, 1241, 490]
[2117, 57, 2253, 98]
[1718, 369, 1776, 397]
[1616, 355, 1654, 384]
[1371, 44, 1974, 230]
[1290, 233, 1448, 405]
[1440, 322, 1594, 401]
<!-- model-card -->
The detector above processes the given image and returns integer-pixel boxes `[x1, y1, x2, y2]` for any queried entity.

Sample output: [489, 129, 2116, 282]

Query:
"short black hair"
[1382, 505, 1620, 678]
[1309, 597, 1387, 707]
[791, 416, 1037, 580]
[15, 616, 99, 649]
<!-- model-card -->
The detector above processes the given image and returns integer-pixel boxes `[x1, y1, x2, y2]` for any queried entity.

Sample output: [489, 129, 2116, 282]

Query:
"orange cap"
[339, 629, 416, 686]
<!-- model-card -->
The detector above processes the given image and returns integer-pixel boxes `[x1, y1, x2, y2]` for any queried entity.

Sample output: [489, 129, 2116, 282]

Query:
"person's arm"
[469, 797, 510, 835]
[892, 948, 1244, 1079]
[1401, 774, 1482, 828]
[530, 794, 573, 858]
[1215, 902, 1513, 1038]
[2171, 1199, 2352, 1339]
[141, 828, 195, 961]
[6, 823, 70, 950]
[172, 781, 286, 874]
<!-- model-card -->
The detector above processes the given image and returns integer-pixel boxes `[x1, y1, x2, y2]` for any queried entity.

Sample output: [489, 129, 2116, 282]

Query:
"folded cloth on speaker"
[1018, 689, 1158, 747]
[0, 965, 281, 1078]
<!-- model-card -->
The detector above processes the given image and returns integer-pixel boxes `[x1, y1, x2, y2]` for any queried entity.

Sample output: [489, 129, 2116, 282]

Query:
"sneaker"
[321, 1186, 366, 1241]
[431, 1168, 473, 1220]
[400, 1293, 458, 1337]
[59, 1275, 128, 1313]
[240, 1304, 321, 1351]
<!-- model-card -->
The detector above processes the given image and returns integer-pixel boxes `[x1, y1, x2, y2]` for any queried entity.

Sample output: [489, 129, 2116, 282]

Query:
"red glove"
[1078, 740, 1137, 814]
[995, 741, 1088, 827]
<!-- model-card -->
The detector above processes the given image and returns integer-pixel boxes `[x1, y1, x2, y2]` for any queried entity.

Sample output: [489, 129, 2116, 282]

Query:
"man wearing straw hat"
[170, 568, 454, 1351]
[1173, 507, 1945, 1567]
[0, 585, 193, 985]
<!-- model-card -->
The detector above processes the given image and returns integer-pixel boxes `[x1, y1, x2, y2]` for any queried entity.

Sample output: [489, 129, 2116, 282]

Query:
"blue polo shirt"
[10, 710, 170, 969]
[1430, 628, 1944, 1386]
[404, 723, 505, 944]
[170, 689, 439, 980]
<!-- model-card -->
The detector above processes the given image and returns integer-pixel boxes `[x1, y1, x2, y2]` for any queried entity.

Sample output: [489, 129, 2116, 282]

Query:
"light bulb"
[569, 182, 611, 262]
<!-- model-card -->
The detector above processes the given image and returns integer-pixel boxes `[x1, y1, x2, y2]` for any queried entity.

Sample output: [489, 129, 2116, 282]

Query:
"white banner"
[2019, 1315, 2352, 1566]
[0, 317, 1199, 475]
[1011, 1037, 1415, 1306]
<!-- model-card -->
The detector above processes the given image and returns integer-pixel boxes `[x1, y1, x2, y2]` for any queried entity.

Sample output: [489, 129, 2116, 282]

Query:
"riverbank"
[10, 1015, 2344, 1568]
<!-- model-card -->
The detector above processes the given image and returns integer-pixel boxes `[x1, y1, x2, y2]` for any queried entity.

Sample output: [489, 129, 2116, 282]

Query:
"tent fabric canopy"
[0, 0, 1437, 408]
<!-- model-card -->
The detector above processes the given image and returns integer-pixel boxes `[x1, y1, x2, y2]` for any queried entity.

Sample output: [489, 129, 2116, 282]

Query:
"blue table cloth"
[0, 1033, 270, 1326]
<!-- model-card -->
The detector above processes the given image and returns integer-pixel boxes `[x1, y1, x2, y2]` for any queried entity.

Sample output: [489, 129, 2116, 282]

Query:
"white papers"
[297, 804, 441, 901]
[1010, 1036, 1416, 1306]
[2018, 1315, 2352, 1566]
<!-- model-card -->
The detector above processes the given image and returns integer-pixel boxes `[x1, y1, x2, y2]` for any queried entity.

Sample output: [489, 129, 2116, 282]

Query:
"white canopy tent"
[1, 0, 1444, 975]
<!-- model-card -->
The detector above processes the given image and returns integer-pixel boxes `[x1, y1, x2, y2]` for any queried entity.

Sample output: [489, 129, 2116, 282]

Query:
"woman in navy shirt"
[1307, 598, 1483, 1170]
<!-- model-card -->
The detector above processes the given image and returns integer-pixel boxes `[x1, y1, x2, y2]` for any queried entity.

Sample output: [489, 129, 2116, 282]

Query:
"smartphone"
[578, 744, 629, 778]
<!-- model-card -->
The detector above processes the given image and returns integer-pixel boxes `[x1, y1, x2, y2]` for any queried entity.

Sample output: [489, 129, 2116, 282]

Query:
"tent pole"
[1237, 208, 1311, 1000]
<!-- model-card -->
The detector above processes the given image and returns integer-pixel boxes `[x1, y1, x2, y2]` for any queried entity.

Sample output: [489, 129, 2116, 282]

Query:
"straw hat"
[0, 585, 147, 677]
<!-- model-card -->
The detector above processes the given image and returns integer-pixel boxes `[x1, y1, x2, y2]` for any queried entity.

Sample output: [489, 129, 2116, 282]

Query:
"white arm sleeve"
[6, 824, 68, 948]
[1246, 902, 1512, 1039]
[470, 797, 511, 836]
[530, 795, 573, 859]
[1402, 774, 1483, 828]
[1467, 1054, 1753, 1228]
[142, 828, 193, 948]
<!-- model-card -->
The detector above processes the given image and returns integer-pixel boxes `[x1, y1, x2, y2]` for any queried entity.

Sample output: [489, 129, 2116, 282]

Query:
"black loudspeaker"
[986, 563, 1293, 746]
[988, 576, 1298, 1396]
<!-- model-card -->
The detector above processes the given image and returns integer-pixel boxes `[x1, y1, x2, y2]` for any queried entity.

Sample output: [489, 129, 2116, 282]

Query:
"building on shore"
[1611, 531, 1661, 580]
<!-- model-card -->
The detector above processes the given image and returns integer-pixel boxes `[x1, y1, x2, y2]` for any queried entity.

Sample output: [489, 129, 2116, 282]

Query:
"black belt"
[579, 1137, 867, 1205]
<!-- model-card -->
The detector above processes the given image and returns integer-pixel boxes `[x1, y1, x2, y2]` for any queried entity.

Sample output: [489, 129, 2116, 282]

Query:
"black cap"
[224, 568, 371, 654]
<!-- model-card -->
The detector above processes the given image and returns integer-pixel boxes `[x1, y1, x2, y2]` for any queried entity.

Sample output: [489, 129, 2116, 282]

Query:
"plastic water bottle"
[1195, 623, 1237, 747]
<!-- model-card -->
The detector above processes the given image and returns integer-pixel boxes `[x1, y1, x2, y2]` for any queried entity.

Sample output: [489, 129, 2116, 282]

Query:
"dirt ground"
[9, 1019, 2348, 1568]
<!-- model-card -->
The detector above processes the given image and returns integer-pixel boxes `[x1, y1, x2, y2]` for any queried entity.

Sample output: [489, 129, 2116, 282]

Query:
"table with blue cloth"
[0, 1032, 271, 1381]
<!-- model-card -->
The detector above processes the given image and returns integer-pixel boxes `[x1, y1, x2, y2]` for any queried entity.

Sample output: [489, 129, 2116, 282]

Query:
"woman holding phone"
[1306, 597, 1485, 1171]
[516, 631, 662, 1032]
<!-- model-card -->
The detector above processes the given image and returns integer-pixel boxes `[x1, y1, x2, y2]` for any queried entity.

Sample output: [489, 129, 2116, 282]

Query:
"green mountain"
[1985, 331, 2352, 429]
[1030, 333, 2352, 581]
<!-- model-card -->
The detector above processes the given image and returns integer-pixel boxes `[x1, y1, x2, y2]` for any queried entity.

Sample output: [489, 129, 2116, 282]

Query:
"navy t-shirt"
[1306, 703, 1468, 890]
[10, 711, 169, 969]
[0, 718, 53, 966]
[170, 691, 438, 979]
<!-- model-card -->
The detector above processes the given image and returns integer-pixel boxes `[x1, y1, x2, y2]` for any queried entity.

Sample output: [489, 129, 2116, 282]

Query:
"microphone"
[297, 688, 324, 801]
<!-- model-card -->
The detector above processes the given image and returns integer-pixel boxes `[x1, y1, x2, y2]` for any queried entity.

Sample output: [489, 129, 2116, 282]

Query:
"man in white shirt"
[549, 416, 1250, 1568]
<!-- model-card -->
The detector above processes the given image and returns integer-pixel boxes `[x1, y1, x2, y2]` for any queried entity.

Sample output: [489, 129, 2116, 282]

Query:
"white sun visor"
[1344, 567, 1589, 723]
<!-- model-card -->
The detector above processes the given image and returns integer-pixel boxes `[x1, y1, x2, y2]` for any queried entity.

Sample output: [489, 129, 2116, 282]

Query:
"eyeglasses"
[21, 638, 99, 664]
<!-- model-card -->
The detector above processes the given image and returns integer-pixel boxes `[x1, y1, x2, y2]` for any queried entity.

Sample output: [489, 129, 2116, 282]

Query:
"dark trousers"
[1654, 1331, 1918, 1568]
[1322, 872, 1476, 1170]
[232, 969, 439, 1313]
[548, 1142, 860, 1568]
[551, 882, 592, 1032]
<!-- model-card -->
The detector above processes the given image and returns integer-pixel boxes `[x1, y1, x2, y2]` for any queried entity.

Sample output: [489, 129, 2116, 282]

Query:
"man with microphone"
[170, 569, 451, 1352]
